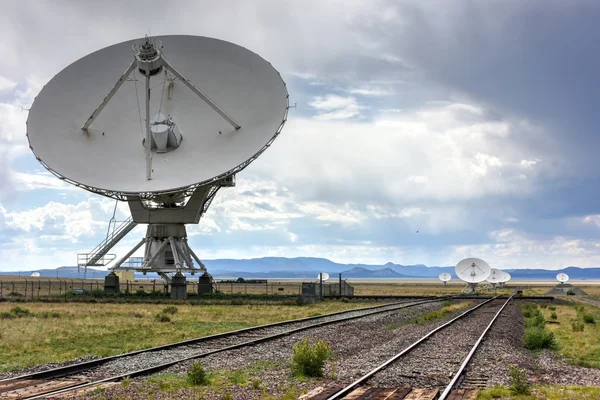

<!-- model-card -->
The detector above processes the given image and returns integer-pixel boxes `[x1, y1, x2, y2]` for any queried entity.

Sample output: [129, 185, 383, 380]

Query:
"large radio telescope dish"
[439, 273, 451, 282]
[26, 35, 289, 299]
[557, 273, 569, 283]
[455, 258, 491, 284]
[500, 271, 511, 283]
[27, 35, 288, 199]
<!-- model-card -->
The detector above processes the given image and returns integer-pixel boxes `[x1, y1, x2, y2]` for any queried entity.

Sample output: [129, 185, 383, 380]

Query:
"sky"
[1, 0, 600, 271]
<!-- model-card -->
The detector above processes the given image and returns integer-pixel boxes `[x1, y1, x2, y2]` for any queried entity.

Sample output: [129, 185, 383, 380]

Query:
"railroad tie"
[402, 388, 439, 400]
[446, 389, 478, 400]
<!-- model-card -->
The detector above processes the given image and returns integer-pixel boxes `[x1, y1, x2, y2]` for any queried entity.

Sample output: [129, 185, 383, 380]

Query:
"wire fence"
[0, 279, 313, 300]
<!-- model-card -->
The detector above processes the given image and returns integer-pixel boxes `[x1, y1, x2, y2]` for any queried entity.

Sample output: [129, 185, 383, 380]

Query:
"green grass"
[386, 301, 472, 330]
[0, 301, 373, 372]
[520, 303, 559, 351]
[89, 360, 303, 399]
[478, 385, 600, 399]
[538, 302, 600, 368]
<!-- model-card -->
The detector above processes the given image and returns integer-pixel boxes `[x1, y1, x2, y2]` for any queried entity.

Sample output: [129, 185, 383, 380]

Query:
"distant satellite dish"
[317, 272, 330, 281]
[500, 271, 511, 283]
[455, 258, 491, 284]
[31, 272, 40, 277]
[487, 268, 504, 284]
[557, 273, 569, 283]
[439, 273, 451, 282]
[456, 258, 491, 293]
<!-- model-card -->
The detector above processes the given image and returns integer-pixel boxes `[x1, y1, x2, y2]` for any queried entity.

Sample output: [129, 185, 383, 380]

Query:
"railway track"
[0, 297, 448, 399]
[305, 295, 513, 400]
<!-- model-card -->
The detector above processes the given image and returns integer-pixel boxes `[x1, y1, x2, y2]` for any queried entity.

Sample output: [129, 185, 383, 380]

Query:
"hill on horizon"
[1, 257, 599, 280]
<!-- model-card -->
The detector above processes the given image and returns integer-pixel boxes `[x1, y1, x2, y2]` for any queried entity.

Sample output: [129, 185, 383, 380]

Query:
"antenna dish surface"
[317, 272, 330, 281]
[556, 273, 569, 283]
[439, 272, 451, 282]
[31, 272, 40, 277]
[487, 268, 505, 283]
[455, 258, 491, 283]
[27, 35, 288, 197]
[500, 271, 511, 283]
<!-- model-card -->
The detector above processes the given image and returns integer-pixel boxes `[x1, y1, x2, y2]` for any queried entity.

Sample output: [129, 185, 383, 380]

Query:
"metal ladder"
[77, 216, 138, 268]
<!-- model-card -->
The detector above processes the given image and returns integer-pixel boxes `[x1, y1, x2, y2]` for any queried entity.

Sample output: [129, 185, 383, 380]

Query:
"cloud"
[309, 95, 365, 120]
[347, 86, 395, 96]
[253, 100, 550, 206]
[1, 1, 600, 271]
[0, 76, 17, 92]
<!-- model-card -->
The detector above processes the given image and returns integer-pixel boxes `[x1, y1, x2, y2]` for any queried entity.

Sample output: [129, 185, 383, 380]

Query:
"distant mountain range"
[1, 258, 600, 280]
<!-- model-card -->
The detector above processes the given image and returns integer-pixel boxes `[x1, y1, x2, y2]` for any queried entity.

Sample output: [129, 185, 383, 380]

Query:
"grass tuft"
[162, 306, 178, 315]
[154, 313, 171, 323]
[583, 313, 595, 324]
[524, 328, 558, 350]
[187, 362, 209, 386]
[292, 337, 332, 377]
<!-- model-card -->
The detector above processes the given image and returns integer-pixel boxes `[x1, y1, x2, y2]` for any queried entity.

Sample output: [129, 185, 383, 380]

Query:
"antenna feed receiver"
[133, 38, 163, 76]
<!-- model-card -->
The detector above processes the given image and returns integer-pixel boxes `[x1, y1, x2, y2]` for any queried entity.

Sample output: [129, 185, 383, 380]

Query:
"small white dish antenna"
[556, 273, 569, 283]
[487, 268, 504, 284]
[31, 272, 41, 277]
[455, 258, 491, 283]
[439, 273, 451, 285]
[456, 258, 491, 293]
[498, 271, 511, 286]
[317, 272, 330, 281]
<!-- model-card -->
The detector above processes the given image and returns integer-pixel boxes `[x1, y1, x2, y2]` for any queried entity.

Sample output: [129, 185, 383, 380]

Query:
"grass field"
[477, 385, 600, 400]
[539, 301, 600, 368]
[0, 300, 374, 372]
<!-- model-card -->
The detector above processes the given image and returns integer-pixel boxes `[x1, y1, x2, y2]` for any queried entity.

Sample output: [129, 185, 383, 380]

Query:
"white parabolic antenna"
[455, 258, 491, 284]
[31, 272, 40, 277]
[439, 273, 451, 282]
[487, 268, 504, 284]
[317, 273, 330, 281]
[26, 35, 289, 292]
[27, 35, 288, 196]
[557, 273, 569, 283]
[500, 271, 511, 283]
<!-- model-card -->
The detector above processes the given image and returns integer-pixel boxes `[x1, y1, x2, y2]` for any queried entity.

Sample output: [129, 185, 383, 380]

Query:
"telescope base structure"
[170, 272, 187, 299]
[108, 223, 209, 297]
[462, 283, 479, 294]
[103, 272, 120, 296]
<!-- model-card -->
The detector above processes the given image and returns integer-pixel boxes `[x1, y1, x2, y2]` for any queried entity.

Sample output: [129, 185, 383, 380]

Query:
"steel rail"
[327, 296, 500, 400]
[5, 298, 449, 399]
[438, 295, 514, 399]
[0, 298, 433, 385]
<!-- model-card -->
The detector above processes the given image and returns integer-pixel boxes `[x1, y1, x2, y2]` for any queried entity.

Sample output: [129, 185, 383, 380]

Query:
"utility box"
[299, 283, 318, 304]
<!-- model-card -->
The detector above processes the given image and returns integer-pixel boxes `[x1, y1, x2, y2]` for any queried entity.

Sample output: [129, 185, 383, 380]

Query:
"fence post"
[0, 281, 3, 300]
[265, 282, 268, 295]
[24, 279, 28, 299]
[48, 280, 52, 296]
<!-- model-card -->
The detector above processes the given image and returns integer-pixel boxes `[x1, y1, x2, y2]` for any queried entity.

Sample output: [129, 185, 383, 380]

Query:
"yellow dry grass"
[0, 300, 373, 372]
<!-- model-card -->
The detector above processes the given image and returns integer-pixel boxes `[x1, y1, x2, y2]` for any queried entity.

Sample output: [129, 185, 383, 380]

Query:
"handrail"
[88, 217, 135, 256]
